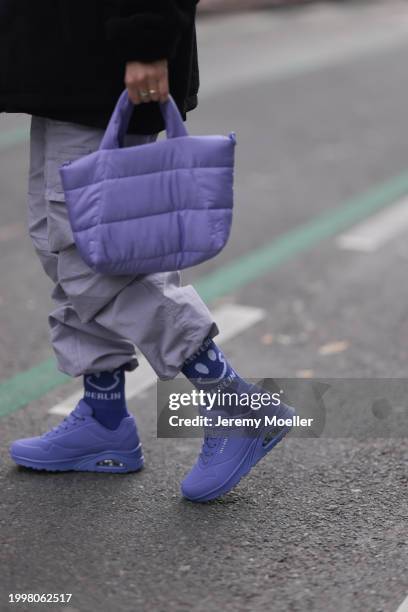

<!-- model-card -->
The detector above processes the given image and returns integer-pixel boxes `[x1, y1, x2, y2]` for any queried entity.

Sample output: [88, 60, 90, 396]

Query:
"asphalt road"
[0, 2, 407, 611]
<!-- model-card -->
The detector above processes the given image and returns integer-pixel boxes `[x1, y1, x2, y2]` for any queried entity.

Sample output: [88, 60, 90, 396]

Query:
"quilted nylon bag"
[59, 90, 236, 275]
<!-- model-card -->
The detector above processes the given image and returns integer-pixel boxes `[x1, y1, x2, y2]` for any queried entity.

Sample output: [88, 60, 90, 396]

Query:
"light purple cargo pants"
[28, 116, 218, 379]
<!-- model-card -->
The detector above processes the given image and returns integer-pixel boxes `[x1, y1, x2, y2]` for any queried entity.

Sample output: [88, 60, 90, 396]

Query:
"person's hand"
[125, 59, 169, 105]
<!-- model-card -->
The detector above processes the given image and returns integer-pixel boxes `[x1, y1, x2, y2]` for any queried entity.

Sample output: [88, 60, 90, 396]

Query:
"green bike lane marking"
[2, 170, 408, 419]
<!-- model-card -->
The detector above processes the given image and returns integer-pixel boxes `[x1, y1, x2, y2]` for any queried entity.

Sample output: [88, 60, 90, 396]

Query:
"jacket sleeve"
[105, 0, 194, 63]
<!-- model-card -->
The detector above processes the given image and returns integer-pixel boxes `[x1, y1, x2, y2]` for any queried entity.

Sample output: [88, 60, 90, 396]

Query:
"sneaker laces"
[43, 406, 85, 437]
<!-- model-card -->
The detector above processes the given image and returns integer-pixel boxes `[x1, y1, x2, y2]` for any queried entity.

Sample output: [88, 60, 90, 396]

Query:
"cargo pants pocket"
[44, 145, 93, 253]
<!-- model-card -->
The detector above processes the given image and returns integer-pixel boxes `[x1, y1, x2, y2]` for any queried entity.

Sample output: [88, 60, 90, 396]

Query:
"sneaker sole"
[182, 405, 295, 502]
[10, 444, 144, 474]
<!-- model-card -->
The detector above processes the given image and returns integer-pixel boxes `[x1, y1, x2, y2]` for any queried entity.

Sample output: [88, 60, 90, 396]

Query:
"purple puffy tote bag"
[59, 90, 236, 275]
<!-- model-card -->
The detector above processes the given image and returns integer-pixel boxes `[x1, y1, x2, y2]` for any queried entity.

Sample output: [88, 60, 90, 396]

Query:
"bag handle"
[99, 90, 188, 150]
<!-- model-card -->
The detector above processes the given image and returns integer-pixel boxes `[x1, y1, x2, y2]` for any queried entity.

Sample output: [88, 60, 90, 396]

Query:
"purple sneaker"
[9, 400, 143, 473]
[181, 397, 295, 502]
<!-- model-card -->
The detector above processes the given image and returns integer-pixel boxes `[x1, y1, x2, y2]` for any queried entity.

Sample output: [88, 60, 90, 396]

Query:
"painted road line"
[196, 171, 408, 300]
[48, 303, 266, 416]
[396, 596, 408, 612]
[3, 170, 408, 419]
[0, 360, 69, 419]
[337, 195, 408, 252]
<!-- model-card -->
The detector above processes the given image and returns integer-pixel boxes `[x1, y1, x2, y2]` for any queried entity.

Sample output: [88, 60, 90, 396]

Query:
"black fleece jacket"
[0, 0, 200, 134]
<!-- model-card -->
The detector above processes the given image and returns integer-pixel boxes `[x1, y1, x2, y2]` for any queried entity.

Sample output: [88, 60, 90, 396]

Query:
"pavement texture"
[0, 2, 407, 611]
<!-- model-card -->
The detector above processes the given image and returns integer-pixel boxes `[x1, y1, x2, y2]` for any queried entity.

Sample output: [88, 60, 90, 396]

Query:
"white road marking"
[336, 195, 408, 252]
[396, 596, 408, 612]
[48, 303, 265, 416]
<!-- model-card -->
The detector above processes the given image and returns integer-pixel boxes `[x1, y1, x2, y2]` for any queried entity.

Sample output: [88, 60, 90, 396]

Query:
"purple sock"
[83, 367, 129, 430]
